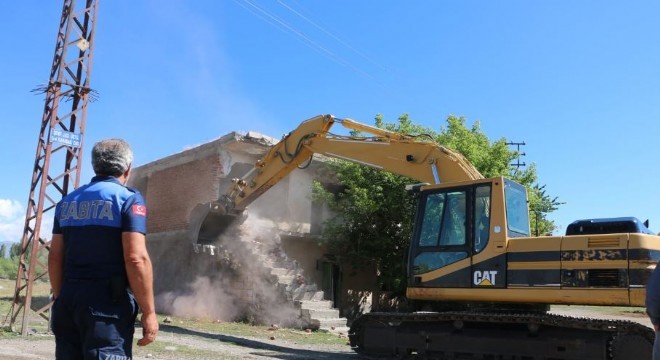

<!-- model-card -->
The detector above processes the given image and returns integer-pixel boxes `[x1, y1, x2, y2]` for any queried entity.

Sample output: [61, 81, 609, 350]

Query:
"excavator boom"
[213, 114, 482, 218]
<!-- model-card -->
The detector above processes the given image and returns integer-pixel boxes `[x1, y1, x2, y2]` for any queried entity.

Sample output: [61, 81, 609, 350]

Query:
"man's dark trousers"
[52, 278, 138, 360]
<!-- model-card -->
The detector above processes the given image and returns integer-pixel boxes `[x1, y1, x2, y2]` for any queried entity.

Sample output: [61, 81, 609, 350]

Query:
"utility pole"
[6, 0, 99, 335]
[506, 141, 526, 170]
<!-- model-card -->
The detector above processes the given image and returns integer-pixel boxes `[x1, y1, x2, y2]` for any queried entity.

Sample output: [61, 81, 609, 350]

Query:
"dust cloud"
[154, 167, 325, 327]
[156, 213, 306, 328]
[156, 277, 240, 321]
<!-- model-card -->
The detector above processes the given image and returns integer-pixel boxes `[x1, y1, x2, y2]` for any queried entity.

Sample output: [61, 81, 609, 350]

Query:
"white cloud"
[0, 199, 23, 220]
[0, 219, 24, 243]
[40, 213, 54, 241]
[0, 199, 54, 244]
[0, 199, 25, 243]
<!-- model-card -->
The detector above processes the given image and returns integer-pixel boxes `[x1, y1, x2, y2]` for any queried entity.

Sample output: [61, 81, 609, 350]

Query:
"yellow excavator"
[204, 114, 659, 359]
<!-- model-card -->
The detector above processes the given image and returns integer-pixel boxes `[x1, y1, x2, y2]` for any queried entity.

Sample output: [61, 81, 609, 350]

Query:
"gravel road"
[0, 324, 365, 360]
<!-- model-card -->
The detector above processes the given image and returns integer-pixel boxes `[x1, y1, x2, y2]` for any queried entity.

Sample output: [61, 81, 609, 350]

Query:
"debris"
[269, 324, 280, 331]
[305, 328, 312, 333]
[295, 274, 305, 285]
[163, 317, 172, 323]
[269, 336, 276, 340]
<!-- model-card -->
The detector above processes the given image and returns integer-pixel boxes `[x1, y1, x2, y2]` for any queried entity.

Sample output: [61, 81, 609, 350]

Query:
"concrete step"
[289, 283, 317, 295]
[306, 290, 325, 301]
[301, 307, 340, 320]
[292, 289, 324, 301]
[237, 230, 349, 335]
[296, 299, 334, 310]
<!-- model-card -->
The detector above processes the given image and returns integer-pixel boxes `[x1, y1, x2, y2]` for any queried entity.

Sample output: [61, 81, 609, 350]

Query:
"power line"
[235, 0, 347, 65]
[277, 0, 388, 71]
[232, 0, 378, 81]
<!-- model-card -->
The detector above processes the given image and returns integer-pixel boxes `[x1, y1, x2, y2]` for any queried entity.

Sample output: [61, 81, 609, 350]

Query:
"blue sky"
[1, 1, 659, 243]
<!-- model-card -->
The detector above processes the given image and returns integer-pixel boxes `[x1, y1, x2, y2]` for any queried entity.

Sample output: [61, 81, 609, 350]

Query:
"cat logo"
[473, 270, 498, 286]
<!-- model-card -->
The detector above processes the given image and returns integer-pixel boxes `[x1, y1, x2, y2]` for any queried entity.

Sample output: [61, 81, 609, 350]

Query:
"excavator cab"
[407, 177, 528, 293]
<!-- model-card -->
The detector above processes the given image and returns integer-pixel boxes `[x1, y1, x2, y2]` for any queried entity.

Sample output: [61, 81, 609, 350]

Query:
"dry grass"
[0, 278, 51, 335]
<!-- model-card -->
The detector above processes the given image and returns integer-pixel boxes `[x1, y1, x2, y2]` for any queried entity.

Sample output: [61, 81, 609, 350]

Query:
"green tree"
[0, 257, 19, 279]
[10, 242, 22, 259]
[0, 243, 21, 279]
[314, 113, 561, 300]
[528, 184, 563, 236]
[436, 115, 561, 235]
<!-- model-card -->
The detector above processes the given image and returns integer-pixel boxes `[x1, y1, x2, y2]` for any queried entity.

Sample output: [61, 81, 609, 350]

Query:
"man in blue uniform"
[49, 138, 158, 359]
[647, 261, 660, 360]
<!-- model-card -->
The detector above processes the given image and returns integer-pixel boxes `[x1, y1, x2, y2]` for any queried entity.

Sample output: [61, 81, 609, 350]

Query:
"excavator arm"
[212, 114, 482, 217]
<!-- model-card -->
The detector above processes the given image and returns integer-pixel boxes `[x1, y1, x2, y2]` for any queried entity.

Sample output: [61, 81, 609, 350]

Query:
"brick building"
[128, 131, 377, 329]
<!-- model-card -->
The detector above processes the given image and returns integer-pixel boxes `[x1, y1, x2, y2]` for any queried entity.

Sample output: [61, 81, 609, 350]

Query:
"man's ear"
[123, 163, 132, 184]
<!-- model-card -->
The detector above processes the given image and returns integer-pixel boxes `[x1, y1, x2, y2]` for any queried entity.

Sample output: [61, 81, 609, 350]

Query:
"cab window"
[413, 251, 468, 275]
[417, 190, 467, 247]
[418, 193, 445, 246]
[504, 179, 530, 237]
[440, 192, 466, 246]
[474, 185, 491, 253]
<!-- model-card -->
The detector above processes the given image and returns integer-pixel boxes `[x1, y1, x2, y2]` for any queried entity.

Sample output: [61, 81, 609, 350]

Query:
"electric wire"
[232, 0, 378, 81]
[277, 0, 388, 72]
[230, 0, 286, 35]
[234, 0, 350, 67]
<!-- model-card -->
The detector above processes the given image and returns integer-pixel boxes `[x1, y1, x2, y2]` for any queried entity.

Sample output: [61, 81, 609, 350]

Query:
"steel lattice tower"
[6, 0, 99, 335]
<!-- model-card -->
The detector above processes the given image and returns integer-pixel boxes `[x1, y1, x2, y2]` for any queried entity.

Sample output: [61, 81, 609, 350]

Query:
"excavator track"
[348, 311, 654, 359]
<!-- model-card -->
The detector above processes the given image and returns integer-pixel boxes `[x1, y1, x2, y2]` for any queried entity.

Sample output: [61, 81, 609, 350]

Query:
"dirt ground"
[0, 306, 652, 360]
[0, 325, 362, 360]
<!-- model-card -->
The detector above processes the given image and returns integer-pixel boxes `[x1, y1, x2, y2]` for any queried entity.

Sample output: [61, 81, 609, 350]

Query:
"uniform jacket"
[52, 175, 147, 280]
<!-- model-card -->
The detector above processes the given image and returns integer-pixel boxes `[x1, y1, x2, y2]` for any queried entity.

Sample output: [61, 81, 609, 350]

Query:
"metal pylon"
[5, 0, 99, 335]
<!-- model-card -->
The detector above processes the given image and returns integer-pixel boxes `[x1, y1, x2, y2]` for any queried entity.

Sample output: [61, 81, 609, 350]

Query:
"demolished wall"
[127, 131, 344, 326]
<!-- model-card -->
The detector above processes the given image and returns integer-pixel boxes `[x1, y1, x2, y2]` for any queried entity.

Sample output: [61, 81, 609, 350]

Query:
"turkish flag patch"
[132, 204, 147, 216]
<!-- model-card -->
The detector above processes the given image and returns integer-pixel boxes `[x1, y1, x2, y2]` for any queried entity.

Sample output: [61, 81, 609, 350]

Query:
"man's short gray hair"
[91, 139, 134, 177]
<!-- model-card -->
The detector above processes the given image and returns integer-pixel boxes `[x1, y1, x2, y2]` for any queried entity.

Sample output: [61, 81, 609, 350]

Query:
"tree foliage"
[436, 115, 563, 235]
[313, 113, 561, 297]
[0, 243, 22, 279]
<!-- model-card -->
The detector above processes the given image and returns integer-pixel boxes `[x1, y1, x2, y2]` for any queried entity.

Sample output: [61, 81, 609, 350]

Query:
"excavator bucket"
[194, 202, 245, 244]
[197, 212, 239, 244]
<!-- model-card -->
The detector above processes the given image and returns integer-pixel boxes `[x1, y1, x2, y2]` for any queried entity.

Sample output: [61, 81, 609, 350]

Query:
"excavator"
[203, 114, 660, 359]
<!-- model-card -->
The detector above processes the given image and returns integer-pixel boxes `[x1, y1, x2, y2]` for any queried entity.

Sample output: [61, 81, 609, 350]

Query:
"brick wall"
[146, 155, 222, 233]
